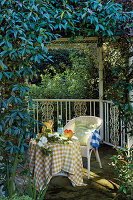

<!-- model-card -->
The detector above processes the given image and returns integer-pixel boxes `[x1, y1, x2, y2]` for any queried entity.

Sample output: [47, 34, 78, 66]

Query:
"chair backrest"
[63, 116, 103, 132]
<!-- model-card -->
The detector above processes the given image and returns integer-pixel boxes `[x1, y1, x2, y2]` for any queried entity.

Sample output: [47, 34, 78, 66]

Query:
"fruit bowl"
[63, 129, 74, 138]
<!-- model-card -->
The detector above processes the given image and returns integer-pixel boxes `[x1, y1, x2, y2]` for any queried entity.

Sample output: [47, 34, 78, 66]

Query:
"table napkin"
[90, 129, 101, 150]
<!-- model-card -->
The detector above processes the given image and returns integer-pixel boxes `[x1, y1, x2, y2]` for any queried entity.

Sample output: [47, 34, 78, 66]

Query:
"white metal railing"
[31, 99, 127, 148]
[103, 100, 127, 148]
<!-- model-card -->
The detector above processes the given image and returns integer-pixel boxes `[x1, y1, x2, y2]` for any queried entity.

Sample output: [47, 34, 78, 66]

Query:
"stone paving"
[45, 144, 119, 200]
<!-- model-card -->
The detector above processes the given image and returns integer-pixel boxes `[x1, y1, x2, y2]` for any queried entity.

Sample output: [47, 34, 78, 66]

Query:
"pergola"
[48, 36, 104, 136]
[33, 36, 133, 149]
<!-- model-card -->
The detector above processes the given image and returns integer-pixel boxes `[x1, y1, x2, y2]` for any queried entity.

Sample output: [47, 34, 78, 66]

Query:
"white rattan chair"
[63, 116, 103, 179]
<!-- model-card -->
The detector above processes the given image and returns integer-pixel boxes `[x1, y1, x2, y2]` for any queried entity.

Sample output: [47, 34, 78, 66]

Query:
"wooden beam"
[50, 37, 99, 44]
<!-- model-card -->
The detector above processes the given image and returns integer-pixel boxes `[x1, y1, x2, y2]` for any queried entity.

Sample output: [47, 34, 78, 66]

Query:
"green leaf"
[7, 41, 12, 49]
[93, 3, 98, 10]
[0, 72, 2, 80]
[123, 187, 127, 194]
[0, 42, 5, 47]
[19, 37, 27, 42]
[18, 112, 24, 119]
[41, 43, 47, 53]
[20, 145, 24, 153]
[12, 85, 19, 91]
[127, 86, 131, 92]
[64, 22, 67, 29]
[23, 23, 28, 30]
[61, 11, 65, 20]
[95, 25, 99, 32]
[99, 24, 104, 31]
[10, 147, 13, 154]
[125, 104, 128, 110]
[0, 51, 7, 57]
[0, 125, 2, 132]
[9, 128, 12, 135]
[82, 13, 86, 19]
[107, 30, 113, 35]
[3, 72, 11, 79]
[0, 137, 5, 142]
[3, 100, 7, 108]
[14, 30, 18, 39]
[1, 0, 6, 6]
[94, 17, 98, 23]
[35, 55, 39, 63]
[55, 24, 58, 29]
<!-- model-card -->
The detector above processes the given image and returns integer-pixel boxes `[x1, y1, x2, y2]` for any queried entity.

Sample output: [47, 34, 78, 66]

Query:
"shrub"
[112, 147, 133, 200]
[0, 194, 32, 200]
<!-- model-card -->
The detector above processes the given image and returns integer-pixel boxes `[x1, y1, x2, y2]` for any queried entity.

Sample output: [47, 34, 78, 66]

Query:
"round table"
[28, 137, 85, 190]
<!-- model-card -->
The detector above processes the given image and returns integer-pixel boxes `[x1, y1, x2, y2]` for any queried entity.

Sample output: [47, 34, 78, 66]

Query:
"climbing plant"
[0, 0, 132, 197]
[0, 0, 66, 196]
[103, 38, 133, 135]
[103, 38, 133, 199]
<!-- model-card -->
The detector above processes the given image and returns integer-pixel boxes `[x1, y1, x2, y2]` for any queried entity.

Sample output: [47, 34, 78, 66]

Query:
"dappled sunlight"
[81, 144, 121, 199]
[92, 178, 119, 191]
[90, 171, 100, 179]
[83, 168, 119, 191]
[83, 169, 100, 178]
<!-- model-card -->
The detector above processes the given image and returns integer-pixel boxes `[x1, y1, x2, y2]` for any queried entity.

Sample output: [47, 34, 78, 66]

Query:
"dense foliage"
[103, 37, 133, 199]
[112, 147, 133, 199]
[0, 0, 132, 198]
[0, 194, 32, 200]
[0, 0, 65, 197]
[45, 0, 132, 38]
[29, 49, 99, 99]
[103, 38, 133, 136]
[110, 42, 133, 199]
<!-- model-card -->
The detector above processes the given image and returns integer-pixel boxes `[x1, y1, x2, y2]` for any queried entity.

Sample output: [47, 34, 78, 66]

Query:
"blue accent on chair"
[90, 129, 101, 150]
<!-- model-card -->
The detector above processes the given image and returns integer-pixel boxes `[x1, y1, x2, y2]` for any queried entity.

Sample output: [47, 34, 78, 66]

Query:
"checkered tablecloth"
[29, 138, 85, 190]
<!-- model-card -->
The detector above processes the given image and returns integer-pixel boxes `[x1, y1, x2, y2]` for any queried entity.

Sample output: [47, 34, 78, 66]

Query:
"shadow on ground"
[45, 144, 119, 200]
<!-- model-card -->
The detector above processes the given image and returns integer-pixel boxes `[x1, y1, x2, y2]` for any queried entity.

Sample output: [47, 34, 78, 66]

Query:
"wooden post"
[98, 42, 104, 140]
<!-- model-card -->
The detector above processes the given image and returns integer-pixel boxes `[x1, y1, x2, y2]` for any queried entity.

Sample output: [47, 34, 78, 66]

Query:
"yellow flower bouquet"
[36, 120, 72, 156]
